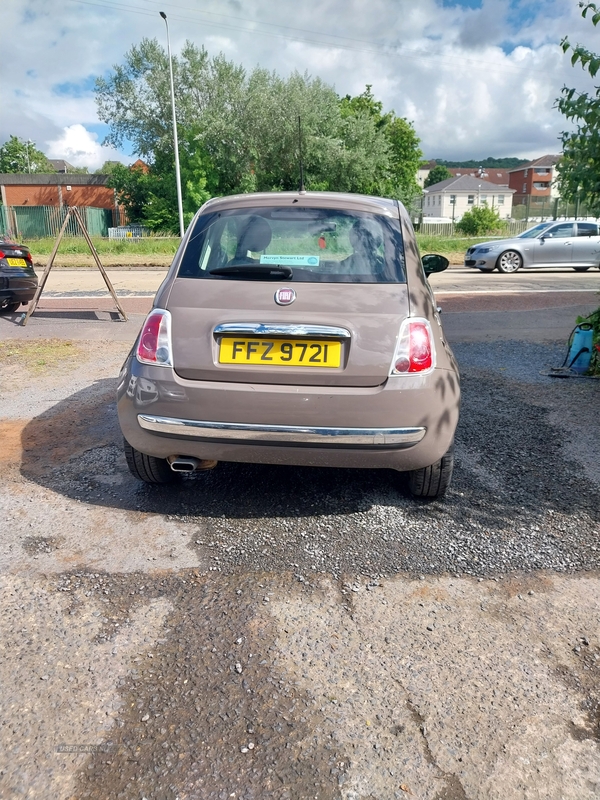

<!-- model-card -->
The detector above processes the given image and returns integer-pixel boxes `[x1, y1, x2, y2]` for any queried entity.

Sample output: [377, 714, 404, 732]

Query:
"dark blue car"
[0, 237, 38, 313]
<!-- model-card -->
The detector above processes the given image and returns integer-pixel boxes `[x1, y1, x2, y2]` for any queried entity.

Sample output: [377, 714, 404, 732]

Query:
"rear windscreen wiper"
[209, 264, 293, 279]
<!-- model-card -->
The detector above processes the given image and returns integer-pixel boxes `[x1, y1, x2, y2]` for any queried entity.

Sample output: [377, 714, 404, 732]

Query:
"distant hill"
[433, 157, 530, 169]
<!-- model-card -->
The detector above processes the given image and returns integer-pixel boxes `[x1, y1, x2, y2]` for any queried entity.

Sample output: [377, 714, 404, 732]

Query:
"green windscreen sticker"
[260, 255, 320, 266]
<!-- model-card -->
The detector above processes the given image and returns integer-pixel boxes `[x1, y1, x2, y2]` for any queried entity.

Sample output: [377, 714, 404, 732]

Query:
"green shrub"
[456, 205, 507, 236]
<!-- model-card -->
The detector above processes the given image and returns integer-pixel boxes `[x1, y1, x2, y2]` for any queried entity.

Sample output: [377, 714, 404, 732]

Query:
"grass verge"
[22, 234, 486, 257]
[22, 236, 180, 257]
[0, 339, 81, 374]
[417, 234, 498, 263]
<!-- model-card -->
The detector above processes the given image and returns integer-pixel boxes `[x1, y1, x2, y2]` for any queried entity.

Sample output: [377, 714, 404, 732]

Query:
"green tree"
[339, 85, 392, 129]
[108, 142, 211, 233]
[96, 45, 422, 209]
[340, 86, 423, 203]
[95, 160, 124, 175]
[455, 205, 506, 236]
[424, 164, 453, 187]
[434, 158, 528, 169]
[556, 2, 600, 214]
[0, 136, 52, 173]
[384, 116, 423, 206]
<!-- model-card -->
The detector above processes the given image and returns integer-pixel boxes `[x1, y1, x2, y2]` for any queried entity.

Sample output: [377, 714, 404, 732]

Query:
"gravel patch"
[1, 334, 600, 799]
[3, 339, 596, 582]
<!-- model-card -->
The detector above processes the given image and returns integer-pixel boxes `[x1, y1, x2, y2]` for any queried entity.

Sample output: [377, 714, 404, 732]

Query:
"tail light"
[389, 318, 435, 375]
[0, 249, 32, 262]
[136, 309, 173, 366]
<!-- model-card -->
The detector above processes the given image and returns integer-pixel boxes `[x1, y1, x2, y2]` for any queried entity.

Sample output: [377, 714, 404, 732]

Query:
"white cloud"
[45, 124, 126, 170]
[2, 0, 599, 163]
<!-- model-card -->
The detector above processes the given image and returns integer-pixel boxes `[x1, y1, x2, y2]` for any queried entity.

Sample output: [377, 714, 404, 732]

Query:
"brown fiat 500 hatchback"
[117, 191, 460, 497]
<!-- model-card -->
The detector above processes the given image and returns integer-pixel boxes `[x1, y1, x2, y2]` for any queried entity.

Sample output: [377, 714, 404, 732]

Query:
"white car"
[464, 220, 600, 273]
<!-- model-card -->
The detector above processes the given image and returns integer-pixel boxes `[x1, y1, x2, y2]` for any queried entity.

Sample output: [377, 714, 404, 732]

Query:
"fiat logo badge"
[275, 287, 296, 305]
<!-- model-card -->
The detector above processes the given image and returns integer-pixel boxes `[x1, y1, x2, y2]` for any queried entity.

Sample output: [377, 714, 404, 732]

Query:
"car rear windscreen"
[178, 206, 406, 283]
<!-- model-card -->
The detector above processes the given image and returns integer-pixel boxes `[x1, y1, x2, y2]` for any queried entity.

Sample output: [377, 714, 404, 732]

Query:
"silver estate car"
[118, 191, 460, 498]
[464, 220, 600, 273]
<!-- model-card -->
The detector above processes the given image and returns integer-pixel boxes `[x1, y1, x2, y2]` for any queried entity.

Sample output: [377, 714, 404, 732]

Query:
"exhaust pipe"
[168, 456, 218, 473]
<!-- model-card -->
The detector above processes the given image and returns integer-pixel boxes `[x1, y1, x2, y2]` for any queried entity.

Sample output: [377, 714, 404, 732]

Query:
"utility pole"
[160, 11, 185, 238]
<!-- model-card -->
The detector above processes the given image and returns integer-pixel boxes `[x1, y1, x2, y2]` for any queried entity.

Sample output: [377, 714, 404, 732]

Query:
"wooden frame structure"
[22, 206, 127, 325]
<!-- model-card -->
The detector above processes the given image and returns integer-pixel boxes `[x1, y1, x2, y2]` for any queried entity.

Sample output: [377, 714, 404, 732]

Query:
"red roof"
[447, 168, 509, 186]
[508, 155, 560, 172]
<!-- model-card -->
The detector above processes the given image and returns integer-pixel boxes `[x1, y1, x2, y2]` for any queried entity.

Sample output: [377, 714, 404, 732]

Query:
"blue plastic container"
[568, 323, 593, 373]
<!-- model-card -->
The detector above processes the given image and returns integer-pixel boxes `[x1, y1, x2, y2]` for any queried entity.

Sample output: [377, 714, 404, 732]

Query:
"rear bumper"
[0, 275, 38, 304]
[117, 357, 460, 472]
[137, 414, 426, 447]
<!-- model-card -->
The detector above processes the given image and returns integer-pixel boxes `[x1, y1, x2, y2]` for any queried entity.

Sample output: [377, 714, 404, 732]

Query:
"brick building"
[508, 155, 560, 206]
[0, 173, 120, 211]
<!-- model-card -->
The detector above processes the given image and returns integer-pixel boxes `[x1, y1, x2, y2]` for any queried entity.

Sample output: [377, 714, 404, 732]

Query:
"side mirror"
[422, 253, 449, 277]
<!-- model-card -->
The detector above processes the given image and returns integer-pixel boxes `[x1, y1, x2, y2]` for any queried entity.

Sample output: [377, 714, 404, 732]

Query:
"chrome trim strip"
[137, 414, 426, 446]
[213, 323, 351, 339]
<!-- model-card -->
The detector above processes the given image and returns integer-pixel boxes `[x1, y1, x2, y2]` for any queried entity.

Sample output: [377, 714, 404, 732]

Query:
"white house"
[422, 175, 515, 220]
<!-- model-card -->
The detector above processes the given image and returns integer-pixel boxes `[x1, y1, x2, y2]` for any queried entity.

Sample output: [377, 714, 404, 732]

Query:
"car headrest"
[236, 216, 273, 255]
[349, 218, 383, 251]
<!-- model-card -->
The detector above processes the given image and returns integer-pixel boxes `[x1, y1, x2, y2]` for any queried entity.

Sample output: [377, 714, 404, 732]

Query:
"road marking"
[434, 288, 600, 295]
[40, 293, 156, 298]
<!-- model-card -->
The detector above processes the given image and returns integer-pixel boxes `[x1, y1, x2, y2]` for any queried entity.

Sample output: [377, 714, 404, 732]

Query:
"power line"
[139, 0, 395, 50]
[71, 0, 551, 76]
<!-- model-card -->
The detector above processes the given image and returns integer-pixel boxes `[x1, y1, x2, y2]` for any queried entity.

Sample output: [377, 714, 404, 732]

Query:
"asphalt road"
[430, 265, 600, 294]
[0, 273, 599, 799]
[19, 264, 600, 298]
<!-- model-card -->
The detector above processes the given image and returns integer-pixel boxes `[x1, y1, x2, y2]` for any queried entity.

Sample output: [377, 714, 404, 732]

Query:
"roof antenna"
[298, 115, 306, 193]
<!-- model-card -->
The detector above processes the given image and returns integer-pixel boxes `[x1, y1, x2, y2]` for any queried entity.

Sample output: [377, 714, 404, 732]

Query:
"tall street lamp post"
[160, 11, 185, 238]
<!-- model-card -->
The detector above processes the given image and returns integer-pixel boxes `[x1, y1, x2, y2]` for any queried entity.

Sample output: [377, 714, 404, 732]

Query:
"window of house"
[533, 182, 549, 190]
[524, 169, 528, 177]
[534, 168, 550, 175]
[468, 195, 474, 205]
[427, 196, 430, 205]
[450, 195, 456, 205]
[522, 183, 527, 193]
[498, 195, 504, 204]
[480, 195, 487, 204]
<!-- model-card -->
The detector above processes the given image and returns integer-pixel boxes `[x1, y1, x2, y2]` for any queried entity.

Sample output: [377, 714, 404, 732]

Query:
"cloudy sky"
[2, 0, 598, 170]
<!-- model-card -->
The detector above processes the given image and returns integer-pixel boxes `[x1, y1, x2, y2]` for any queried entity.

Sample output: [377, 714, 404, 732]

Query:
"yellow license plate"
[6, 258, 27, 267]
[219, 337, 341, 367]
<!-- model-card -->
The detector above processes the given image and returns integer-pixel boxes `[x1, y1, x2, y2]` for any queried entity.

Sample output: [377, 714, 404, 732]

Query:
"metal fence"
[416, 217, 600, 238]
[0, 205, 127, 239]
[417, 222, 455, 237]
[512, 200, 594, 222]
[417, 220, 529, 237]
[108, 225, 150, 239]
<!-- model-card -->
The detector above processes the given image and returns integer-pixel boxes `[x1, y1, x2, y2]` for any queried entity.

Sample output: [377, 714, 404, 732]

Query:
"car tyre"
[496, 250, 522, 273]
[573, 267, 590, 272]
[124, 439, 179, 484]
[0, 300, 20, 314]
[408, 443, 454, 499]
